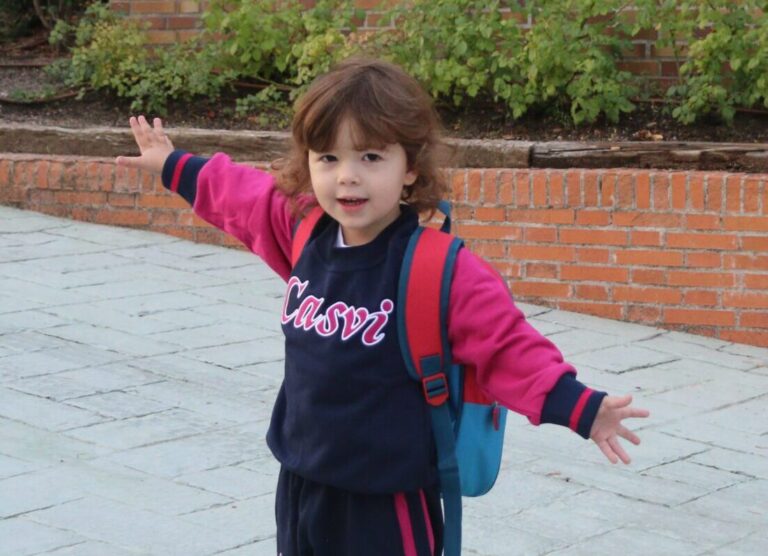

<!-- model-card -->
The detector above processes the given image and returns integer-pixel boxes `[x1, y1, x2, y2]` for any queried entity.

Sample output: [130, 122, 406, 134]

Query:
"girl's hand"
[115, 115, 174, 175]
[590, 394, 650, 464]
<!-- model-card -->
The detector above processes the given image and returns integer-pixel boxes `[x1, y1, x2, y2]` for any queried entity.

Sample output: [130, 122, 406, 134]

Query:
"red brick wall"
[2, 154, 767, 348]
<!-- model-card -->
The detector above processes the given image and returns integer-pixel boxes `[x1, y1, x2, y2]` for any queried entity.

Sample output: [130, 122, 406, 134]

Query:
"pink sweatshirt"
[162, 151, 606, 436]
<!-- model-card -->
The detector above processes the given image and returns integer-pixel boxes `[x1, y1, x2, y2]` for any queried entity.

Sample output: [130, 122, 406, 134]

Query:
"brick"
[532, 172, 547, 206]
[566, 170, 581, 206]
[549, 172, 564, 207]
[667, 232, 738, 250]
[723, 292, 768, 309]
[683, 290, 719, 307]
[467, 170, 482, 203]
[627, 304, 662, 324]
[665, 308, 735, 326]
[166, 15, 201, 29]
[613, 212, 682, 228]
[633, 268, 668, 285]
[451, 170, 466, 202]
[576, 248, 610, 263]
[54, 191, 107, 205]
[743, 236, 768, 251]
[689, 175, 705, 210]
[705, 174, 724, 212]
[685, 214, 720, 230]
[150, 210, 179, 226]
[514, 172, 531, 207]
[493, 262, 522, 278]
[94, 209, 151, 227]
[34, 160, 50, 188]
[139, 194, 192, 209]
[583, 171, 600, 206]
[652, 173, 671, 210]
[601, 172, 616, 207]
[559, 301, 624, 320]
[512, 281, 571, 298]
[508, 245, 575, 262]
[498, 171, 513, 204]
[455, 224, 521, 241]
[525, 263, 558, 279]
[560, 229, 627, 245]
[740, 312, 768, 329]
[686, 252, 722, 268]
[745, 274, 768, 289]
[615, 172, 634, 208]
[631, 230, 662, 246]
[475, 206, 506, 222]
[671, 173, 687, 209]
[617, 60, 659, 76]
[575, 284, 610, 301]
[179, 1, 201, 14]
[108, 192, 138, 208]
[130, 1, 177, 14]
[524, 227, 557, 243]
[725, 175, 742, 212]
[576, 210, 611, 226]
[636, 172, 650, 209]
[12, 160, 32, 187]
[0, 159, 11, 186]
[723, 216, 768, 232]
[668, 271, 735, 288]
[721, 329, 768, 346]
[482, 170, 498, 204]
[615, 250, 684, 267]
[724, 254, 768, 271]
[505, 209, 574, 225]
[614, 286, 682, 304]
[561, 265, 629, 283]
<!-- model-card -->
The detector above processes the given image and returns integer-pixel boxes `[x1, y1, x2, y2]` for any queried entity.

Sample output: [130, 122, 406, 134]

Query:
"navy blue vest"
[267, 207, 436, 494]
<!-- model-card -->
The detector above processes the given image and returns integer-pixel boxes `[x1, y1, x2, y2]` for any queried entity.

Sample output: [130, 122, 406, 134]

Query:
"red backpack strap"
[291, 205, 325, 268]
[396, 226, 463, 402]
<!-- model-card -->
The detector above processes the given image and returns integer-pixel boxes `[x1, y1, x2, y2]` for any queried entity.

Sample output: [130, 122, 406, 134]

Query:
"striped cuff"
[160, 150, 209, 206]
[540, 373, 607, 439]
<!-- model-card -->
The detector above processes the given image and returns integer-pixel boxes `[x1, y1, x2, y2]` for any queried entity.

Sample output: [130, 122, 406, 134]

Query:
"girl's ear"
[404, 169, 418, 186]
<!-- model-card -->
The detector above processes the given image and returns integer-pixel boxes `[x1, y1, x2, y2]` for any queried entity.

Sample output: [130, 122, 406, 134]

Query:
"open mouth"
[337, 198, 367, 206]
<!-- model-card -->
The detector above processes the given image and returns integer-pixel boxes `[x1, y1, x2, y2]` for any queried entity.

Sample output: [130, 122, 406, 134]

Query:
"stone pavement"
[0, 205, 766, 556]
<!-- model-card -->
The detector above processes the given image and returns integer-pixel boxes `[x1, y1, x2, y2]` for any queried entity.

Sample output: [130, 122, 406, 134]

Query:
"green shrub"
[49, 3, 227, 113]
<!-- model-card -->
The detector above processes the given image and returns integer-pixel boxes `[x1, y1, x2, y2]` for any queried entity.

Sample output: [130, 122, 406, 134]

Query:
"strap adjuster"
[422, 373, 449, 406]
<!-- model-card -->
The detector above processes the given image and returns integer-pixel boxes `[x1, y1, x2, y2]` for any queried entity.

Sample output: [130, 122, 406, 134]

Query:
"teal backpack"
[292, 202, 508, 556]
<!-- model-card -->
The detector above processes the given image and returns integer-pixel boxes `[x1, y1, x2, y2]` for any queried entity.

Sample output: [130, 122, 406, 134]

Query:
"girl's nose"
[337, 161, 360, 185]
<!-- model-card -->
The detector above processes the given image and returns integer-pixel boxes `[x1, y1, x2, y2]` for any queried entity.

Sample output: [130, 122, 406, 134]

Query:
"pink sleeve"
[194, 153, 296, 281]
[447, 248, 577, 424]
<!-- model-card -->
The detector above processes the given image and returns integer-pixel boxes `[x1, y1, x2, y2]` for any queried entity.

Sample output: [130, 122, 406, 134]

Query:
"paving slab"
[1, 206, 767, 556]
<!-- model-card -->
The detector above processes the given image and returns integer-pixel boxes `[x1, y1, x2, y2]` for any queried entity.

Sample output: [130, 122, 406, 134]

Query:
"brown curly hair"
[274, 57, 449, 217]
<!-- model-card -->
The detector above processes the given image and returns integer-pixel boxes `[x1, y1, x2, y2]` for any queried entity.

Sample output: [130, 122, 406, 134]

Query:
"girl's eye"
[319, 154, 337, 163]
[363, 153, 382, 162]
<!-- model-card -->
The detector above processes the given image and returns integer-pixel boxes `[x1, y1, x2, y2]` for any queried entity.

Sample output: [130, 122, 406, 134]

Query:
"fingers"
[115, 155, 142, 168]
[617, 425, 641, 446]
[597, 440, 618, 464]
[608, 436, 631, 464]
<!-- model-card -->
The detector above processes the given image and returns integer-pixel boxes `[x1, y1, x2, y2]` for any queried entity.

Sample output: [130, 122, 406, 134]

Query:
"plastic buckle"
[422, 373, 449, 406]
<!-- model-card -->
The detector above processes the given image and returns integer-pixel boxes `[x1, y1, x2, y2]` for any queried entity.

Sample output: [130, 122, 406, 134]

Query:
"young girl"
[117, 58, 649, 556]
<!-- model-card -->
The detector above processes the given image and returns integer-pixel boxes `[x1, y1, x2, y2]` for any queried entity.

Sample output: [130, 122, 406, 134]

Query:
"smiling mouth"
[337, 198, 367, 206]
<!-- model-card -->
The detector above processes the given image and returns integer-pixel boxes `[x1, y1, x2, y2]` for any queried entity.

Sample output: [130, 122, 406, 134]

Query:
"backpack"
[291, 202, 508, 556]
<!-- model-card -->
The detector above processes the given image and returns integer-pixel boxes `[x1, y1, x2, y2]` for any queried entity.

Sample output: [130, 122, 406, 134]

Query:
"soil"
[2, 33, 768, 144]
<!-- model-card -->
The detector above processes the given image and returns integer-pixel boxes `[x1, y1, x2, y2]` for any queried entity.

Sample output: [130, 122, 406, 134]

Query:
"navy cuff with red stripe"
[540, 373, 607, 439]
[161, 150, 209, 206]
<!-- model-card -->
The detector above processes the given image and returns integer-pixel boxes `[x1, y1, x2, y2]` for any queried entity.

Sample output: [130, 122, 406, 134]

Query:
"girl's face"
[308, 119, 417, 246]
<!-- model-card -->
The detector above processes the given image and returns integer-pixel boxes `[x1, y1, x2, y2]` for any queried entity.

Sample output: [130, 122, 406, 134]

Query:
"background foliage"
[32, 0, 768, 125]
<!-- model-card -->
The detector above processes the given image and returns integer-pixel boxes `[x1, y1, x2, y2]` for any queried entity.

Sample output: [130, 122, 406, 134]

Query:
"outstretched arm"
[590, 394, 650, 464]
[115, 115, 174, 174]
